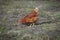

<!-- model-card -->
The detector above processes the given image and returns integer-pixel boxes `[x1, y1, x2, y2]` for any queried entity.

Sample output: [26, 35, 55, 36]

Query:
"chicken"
[18, 7, 39, 27]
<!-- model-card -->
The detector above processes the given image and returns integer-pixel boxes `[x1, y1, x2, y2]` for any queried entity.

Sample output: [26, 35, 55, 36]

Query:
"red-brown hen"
[18, 7, 39, 27]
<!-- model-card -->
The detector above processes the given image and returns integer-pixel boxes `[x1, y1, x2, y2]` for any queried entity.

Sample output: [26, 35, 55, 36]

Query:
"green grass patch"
[41, 23, 56, 30]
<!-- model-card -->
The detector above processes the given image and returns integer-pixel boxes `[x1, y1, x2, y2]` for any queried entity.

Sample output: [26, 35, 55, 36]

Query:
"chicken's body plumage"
[18, 8, 39, 27]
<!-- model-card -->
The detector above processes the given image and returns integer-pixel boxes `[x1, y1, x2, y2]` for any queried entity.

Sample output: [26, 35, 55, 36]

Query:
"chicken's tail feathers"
[18, 19, 25, 24]
[18, 19, 23, 23]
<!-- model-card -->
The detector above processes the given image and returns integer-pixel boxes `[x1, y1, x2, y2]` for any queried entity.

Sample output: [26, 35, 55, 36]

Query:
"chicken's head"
[34, 7, 39, 13]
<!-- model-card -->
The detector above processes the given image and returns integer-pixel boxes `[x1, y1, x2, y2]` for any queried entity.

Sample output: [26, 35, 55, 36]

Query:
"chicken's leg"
[29, 23, 35, 27]
[29, 24, 32, 27]
[32, 23, 35, 26]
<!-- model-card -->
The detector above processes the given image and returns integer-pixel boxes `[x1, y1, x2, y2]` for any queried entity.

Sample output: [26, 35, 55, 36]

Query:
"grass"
[0, 0, 60, 40]
[41, 23, 56, 31]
